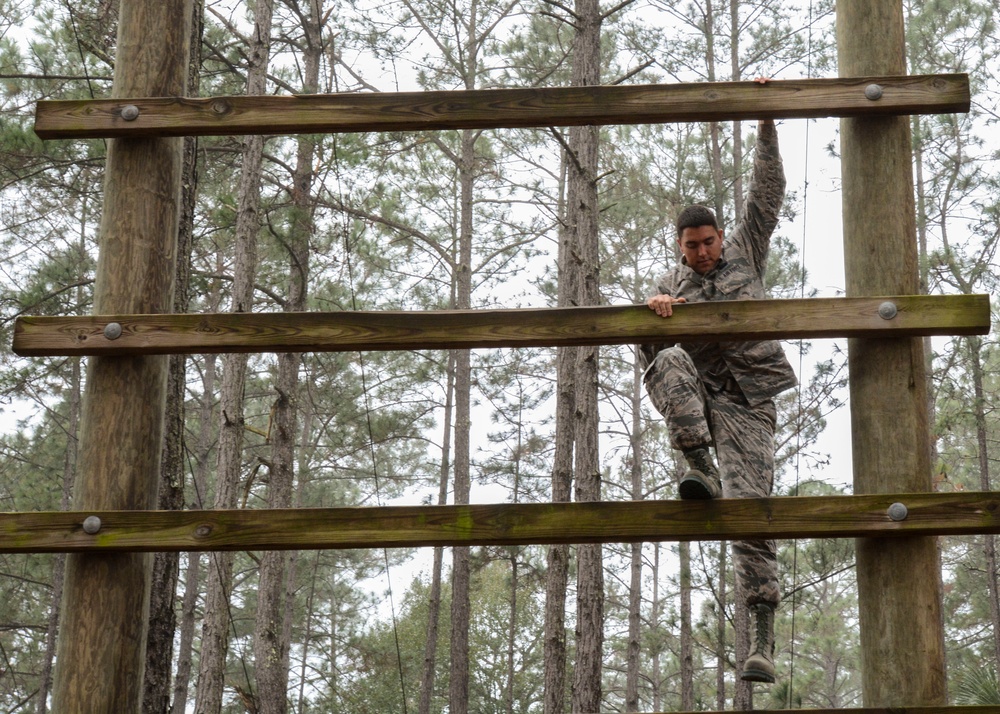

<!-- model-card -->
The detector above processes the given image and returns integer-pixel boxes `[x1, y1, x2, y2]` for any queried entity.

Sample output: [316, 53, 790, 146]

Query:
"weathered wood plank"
[11, 294, 990, 357]
[3, 492, 999, 553]
[646, 709, 1000, 714]
[34, 74, 969, 140]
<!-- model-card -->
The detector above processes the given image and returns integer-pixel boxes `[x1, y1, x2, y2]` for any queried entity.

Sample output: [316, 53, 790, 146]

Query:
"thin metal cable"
[333, 129, 410, 714]
[62, 0, 98, 100]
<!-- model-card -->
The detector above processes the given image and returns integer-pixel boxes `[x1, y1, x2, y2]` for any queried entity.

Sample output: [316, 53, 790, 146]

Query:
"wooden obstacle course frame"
[22, 0, 985, 706]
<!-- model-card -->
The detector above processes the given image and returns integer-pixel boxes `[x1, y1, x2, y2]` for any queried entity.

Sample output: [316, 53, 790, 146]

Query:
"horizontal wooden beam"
[647, 709, 998, 714]
[33, 74, 969, 140]
[649, 709, 1000, 714]
[2, 492, 999, 553]
[12, 295, 990, 357]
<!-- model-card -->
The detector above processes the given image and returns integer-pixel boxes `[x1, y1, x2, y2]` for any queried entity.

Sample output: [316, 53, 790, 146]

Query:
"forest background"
[0, 0, 999, 712]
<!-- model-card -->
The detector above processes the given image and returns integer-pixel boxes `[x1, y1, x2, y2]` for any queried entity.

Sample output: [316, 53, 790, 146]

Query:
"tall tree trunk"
[715, 544, 727, 710]
[679, 539, 694, 710]
[733, 581, 752, 709]
[173, 352, 219, 714]
[448, 0, 488, 701]
[144, 5, 204, 710]
[292, 382, 316, 712]
[296, 542, 322, 712]
[506, 430, 524, 714]
[449, 318, 472, 714]
[172, 557, 203, 714]
[908, 0, 940, 469]
[36, 354, 81, 714]
[967, 337, 1000, 668]
[544, 151, 574, 714]
[625, 352, 644, 712]
[253, 2, 319, 710]
[730, 0, 743, 217]
[329, 581, 340, 702]
[420, 352, 456, 714]
[195, 2, 274, 712]
[505, 548, 520, 714]
[624, 551, 642, 711]
[704, 0, 726, 221]
[650, 544, 663, 712]
[449, 121, 477, 714]
[37, 195, 89, 714]
[569, 0, 602, 710]
[141, 162, 188, 714]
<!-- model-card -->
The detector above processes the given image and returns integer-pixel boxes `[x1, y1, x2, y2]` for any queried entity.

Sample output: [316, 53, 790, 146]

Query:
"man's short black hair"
[676, 205, 718, 238]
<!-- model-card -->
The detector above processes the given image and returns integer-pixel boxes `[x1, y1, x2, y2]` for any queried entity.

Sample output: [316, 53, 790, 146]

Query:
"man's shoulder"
[660, 259, 699, 281]
[653, 264, 684, 292]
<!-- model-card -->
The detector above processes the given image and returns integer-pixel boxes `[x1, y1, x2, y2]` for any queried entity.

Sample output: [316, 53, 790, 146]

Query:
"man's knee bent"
[649, 346, 699, 378]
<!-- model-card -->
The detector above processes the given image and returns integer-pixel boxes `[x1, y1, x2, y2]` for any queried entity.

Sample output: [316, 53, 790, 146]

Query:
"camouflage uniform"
[640, 121, 795, 608]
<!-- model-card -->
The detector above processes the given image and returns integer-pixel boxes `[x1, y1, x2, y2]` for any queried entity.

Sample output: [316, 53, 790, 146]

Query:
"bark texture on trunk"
[195, 3, 274, 712]
[449, 124, 477, 714]
[651, 544, 663, 712]
[51, 1, 193, 711]
[36, 357, 80, 714]
[143, 5, 204, 710]
[715, 544, 727, 710]
[838, 0, 946, 705]
[625, 352, 644, 712]
[968, 337, 1000, 669]
[420, 352, 455, 714]
[544, 155, 574, 714]
[253, 4, 320, 712]
[679, 540, 694, 710]
[568, 0, 603, 711]
[172, 348, 217, 714]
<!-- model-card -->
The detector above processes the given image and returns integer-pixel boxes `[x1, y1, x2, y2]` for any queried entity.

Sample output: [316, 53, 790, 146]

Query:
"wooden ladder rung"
[2, 491, 999, 553]
[33, 74, 969, 140]
[11, 294, 990, 357]
[638, 708, 1000, 714]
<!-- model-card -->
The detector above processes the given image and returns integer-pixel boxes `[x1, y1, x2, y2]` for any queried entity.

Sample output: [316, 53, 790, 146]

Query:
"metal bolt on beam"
[103, 322, 122, 340]
[865, 84, 884, 100]
[887, 502, 908, 521]
[120, 105, 140, 121]
[878, 301, 898, 320]
[82, 516, 102, 534]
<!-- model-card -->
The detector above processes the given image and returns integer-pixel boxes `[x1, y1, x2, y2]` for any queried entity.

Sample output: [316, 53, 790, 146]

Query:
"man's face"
[678, 225, 724, 275]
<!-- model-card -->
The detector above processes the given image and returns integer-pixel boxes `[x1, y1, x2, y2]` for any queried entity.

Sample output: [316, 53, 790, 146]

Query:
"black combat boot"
[679, 447, 722, 500]
[741, 602, 776, 683]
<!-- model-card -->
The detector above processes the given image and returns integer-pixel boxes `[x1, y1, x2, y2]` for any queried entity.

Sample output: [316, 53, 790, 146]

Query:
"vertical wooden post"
[837, 0, 947, 706]
[51, 1, 193, 711]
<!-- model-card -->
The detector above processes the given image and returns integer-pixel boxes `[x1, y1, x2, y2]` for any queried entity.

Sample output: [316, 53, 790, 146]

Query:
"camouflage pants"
[644, 346, 780, 607]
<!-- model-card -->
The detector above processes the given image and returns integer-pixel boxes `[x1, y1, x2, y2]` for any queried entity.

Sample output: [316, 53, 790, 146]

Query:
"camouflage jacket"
[641, 120, 797, 406]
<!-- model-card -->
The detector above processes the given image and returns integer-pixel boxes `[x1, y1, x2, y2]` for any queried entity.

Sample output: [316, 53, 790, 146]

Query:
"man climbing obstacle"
[639, 116, 795, 684]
